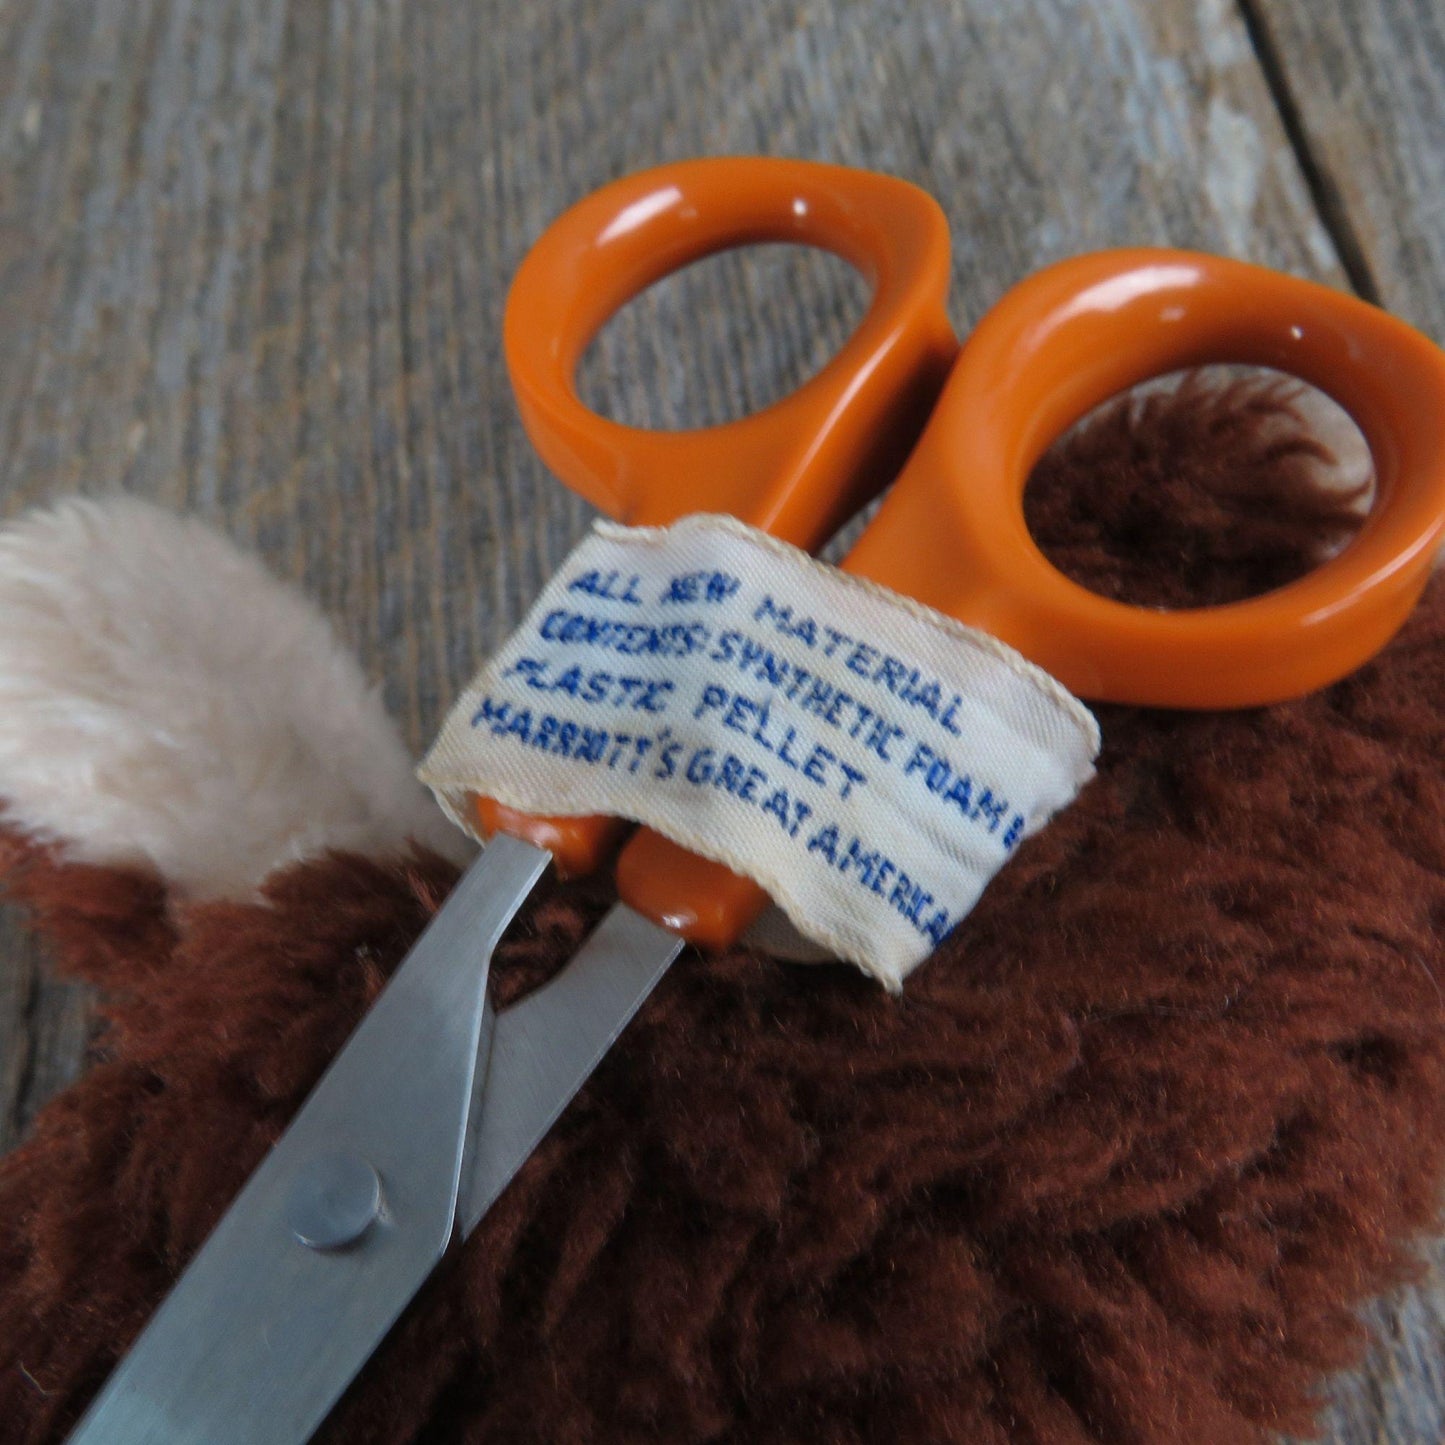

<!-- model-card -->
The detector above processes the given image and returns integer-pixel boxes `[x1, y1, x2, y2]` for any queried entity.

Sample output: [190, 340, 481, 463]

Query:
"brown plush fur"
[2, 380, 1444, 1443]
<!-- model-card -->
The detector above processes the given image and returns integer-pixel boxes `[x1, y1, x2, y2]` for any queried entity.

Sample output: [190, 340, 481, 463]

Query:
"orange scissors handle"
[843, 250, 1445, 705]
[497, 161, 1445, 956]
[620, 246, 1445, 944]
[478, 158, 957, 873]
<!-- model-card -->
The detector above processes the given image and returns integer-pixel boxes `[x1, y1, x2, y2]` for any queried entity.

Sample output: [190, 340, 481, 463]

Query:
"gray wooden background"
[2, 1, 1443, 1439]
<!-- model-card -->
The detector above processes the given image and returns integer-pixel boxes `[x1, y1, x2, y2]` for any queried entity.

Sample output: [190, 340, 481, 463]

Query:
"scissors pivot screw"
[285, 1152, 383, 1251]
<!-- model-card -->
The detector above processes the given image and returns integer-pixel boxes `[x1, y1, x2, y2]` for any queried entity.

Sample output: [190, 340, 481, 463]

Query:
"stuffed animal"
[1, 377, 1443, 1445]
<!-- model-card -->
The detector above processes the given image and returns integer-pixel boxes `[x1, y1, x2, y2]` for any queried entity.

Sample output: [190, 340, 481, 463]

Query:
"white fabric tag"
[420, 515, 1099, 989]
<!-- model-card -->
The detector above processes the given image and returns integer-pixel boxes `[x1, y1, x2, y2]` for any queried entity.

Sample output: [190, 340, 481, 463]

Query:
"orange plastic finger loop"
[620, 248, 1445, 949]
[501, 156, 958, 539]
[479, 159, 960, 871]
[843, 249, 1445, 708]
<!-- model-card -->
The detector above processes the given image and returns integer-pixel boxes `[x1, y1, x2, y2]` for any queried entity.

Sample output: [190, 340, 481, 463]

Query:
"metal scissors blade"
[66, 835, 551, 1445]
[459, 901, 683, 1233]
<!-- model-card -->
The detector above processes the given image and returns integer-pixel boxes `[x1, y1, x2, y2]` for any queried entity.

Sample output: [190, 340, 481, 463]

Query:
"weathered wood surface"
[1248, 0, 1445, 338]
[0, 1, 1440, 1440]
[0, 0, 1344, 1147]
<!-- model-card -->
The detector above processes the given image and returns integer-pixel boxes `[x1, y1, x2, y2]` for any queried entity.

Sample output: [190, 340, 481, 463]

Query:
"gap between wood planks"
[1235, 0, 1383, 304]
[0, 916, 39, 1148]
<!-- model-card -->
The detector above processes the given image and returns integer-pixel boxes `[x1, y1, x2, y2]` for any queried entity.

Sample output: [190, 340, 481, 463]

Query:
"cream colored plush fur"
[0, 496, 468, 898]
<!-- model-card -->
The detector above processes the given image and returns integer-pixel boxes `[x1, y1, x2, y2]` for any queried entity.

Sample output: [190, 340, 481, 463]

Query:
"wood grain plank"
[1245, 0, 1445, 336]
[0, 0, 1347, 1223]
[0, 906, 92, 1144]
[1, 2, 1419, 1439]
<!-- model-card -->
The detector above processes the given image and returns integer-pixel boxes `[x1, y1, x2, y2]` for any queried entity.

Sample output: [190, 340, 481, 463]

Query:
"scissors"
[69, 158, 1445, 1444]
